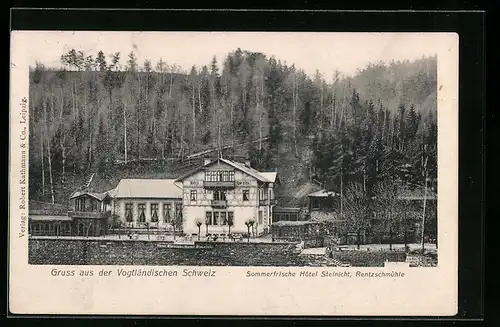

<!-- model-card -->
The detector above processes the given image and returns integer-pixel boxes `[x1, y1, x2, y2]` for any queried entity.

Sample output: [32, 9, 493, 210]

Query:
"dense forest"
[29, 48, 437, 216]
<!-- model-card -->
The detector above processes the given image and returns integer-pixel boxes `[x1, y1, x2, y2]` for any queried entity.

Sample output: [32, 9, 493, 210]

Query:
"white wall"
[113, 198, 182, 228]
[181, 161, 272, 236]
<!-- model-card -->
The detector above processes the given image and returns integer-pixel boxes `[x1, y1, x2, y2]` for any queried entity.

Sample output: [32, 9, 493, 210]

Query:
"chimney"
[204, 158, 211, 166]
[244, 160, 251, 167]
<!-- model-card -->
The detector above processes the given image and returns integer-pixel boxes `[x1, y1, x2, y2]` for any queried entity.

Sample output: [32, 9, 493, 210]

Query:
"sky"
[17, 31, 450, 81]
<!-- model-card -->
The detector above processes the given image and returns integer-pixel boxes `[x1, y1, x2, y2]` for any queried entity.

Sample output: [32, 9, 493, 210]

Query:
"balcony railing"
[203, 181, 235, 189]
[211, 200, 228, 208]
[68, 211, 111, 219]
[259, 199, 277, 206]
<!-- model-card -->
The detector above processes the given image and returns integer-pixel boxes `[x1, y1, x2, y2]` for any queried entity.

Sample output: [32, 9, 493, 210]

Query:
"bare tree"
[342, 183, 370, 249]
[374, 178, 402, 251]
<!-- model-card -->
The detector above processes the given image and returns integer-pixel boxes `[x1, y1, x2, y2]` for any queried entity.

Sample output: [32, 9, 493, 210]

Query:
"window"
[213, 212, 219, 225]
[138, 203, 146, 223]
[91, 199, 98, 212]
[259, 188, 268, 201]
[205, 170, 235, 181]
[206, 211, 233, 225]
[190, 190, 197, 201]
[125, 203, 133, 222]
[164, 203, 171, 223]
[243, 190, 250, 201]
[213, 190, 226, 201]
[258, 211, 263, 225]
[175, 203, 182, 219]
[151, 203, 159, 222]
[77, 198, 86, 211]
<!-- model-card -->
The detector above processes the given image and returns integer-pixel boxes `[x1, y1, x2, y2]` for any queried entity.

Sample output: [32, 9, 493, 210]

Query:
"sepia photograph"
[10, 29, 458, 316]
[25, 32, 438, 268]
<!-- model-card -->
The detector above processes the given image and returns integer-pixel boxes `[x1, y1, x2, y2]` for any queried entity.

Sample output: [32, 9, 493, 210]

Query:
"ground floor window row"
[29, 219, 108, 237]
[124, 202, 182, 223]
[204, 210, 267, 226]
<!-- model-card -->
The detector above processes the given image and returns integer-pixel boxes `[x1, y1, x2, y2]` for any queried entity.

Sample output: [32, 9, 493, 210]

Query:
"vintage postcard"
[9, 31, 458, 316]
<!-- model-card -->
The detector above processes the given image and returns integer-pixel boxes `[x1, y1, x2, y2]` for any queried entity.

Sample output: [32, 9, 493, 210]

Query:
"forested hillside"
[29, 48, 437, 206]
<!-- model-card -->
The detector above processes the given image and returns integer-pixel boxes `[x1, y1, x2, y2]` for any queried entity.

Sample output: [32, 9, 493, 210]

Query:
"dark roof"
[29, 200, 68, 211]
[308, 189, 340, 198]
[29, 215, 72, 221]
[70, 191, 109, 201]
[397, 188, 437, 200]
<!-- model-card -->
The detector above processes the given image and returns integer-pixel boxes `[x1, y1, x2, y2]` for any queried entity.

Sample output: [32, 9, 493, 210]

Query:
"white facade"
[112, 198, 182, 229]
[109, 179, 183, 229]
[177, 159, 276, 237]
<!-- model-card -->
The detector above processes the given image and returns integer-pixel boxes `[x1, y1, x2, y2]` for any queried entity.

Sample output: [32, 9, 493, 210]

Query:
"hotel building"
[174, 157, 278, 237]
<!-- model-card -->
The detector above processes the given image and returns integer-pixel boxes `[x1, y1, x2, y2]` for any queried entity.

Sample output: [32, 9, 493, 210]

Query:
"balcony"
[68, 211, 111, 219]
[203, 181, 235, 189]
[260, 199, 277, 206]
[211, 200, 228, 208]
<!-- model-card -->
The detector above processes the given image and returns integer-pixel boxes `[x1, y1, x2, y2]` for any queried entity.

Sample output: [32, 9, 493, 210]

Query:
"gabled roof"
[111, 179, 182, 199]
[175, 157, 275, 183]
[308, 189, 340, 198]
[70, 191, 109, 201]
[259, 172, 279, 183]
[228, 159, 271, 183]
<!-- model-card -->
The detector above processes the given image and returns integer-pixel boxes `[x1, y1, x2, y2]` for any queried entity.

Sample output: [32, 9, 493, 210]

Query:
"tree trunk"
[88, 116, 92, 172]
[123, 102, 128, 164]
[192, 85, 196, 144]
[106, 89, 111, 157]
[421, 157, 429, 252]
[320, 82, 324, 128]
[293, 72, 298, 156]
[357, 228, 361, 250]
[332, 93, 336, 129]
[403, 201, 408, 250]
[58, 88, 66, 191]
[198, 83, 202, 115]
[43, 98, 55, 204]
[389, 224, 393, 251]
[231, 101, 235, 149]
[136, 111, 140, 160]
[340, 169, 343, 215]
[339, 104, 345, 129]
[40, 124, 45, 196]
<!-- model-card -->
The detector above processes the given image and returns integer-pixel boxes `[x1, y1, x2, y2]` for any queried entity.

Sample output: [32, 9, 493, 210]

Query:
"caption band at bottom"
[49, 268, 406, 278]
